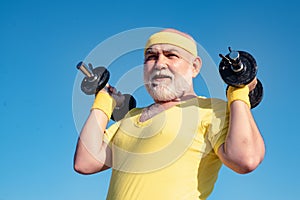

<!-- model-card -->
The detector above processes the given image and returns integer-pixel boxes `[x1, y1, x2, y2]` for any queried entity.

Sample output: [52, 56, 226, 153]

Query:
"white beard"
[145, 69, 190, 102]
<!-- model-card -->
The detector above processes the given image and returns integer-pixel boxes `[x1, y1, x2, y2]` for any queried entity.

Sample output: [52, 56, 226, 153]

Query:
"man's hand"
[247, 77, 257, 92]
[105, 85, 126, 109]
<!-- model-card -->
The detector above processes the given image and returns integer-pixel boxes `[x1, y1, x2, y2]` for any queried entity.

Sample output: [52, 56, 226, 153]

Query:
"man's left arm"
[217, 81, 265, 174]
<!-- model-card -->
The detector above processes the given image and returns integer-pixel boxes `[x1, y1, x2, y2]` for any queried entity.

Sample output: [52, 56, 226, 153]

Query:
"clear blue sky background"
[1, 0, 299, 199]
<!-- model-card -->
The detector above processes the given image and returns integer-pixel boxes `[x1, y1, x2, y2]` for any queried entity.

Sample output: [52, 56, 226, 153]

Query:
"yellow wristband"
[227, 86, 251, 109]
[91, 92, 116, 119]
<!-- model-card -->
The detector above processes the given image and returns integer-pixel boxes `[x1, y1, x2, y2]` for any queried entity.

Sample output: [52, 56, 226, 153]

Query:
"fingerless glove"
[227, 86, 251, 110]
[91, 92, 116, 119]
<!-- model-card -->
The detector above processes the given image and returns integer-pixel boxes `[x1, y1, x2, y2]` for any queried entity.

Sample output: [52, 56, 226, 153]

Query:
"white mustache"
[149, 70, 174, 81]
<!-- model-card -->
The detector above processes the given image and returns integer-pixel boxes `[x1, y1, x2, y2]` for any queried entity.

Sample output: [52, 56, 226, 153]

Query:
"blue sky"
[0, 0, 299, 199]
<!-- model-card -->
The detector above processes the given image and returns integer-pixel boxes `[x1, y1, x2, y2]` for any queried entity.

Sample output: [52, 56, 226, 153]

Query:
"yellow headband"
[145, 31, 198, 57]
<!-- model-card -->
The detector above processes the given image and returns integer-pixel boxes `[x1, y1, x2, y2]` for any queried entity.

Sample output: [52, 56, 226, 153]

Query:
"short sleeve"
[104, 122, 120, 144]
[103, 108, 142, 144]
[206, 99, 229, 154]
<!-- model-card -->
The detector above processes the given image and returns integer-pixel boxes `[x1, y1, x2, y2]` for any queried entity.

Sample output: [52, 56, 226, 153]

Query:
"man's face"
[144, 44, 196, 102]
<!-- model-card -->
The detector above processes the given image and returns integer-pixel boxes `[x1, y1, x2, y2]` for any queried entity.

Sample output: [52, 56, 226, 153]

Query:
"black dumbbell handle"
[219, 51, 244, 73]
[76, 61, 104, 85]
[76, 61, 94, 78]
[228, 51, 244, 72]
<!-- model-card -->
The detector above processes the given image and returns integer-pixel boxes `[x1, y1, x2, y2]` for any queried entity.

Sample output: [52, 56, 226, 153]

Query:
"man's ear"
[192, 57, 202, 78]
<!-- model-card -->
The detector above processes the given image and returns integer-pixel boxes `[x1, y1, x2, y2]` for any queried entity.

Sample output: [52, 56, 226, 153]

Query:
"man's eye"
[166, 53, 179, 58]
[145, 55, 157, 61]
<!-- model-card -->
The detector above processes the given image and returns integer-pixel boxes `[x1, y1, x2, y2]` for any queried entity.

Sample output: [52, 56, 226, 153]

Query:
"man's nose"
[155, 54, 168, 70]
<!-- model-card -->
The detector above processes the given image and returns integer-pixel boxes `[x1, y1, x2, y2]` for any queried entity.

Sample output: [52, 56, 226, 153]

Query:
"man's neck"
[139, 93, 197, 122]
[155, 92, 197, 107]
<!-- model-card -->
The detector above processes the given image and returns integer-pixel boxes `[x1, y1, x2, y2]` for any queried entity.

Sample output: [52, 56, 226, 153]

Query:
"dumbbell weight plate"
[219, 51, 258, 86]
[111, 94, 137, 121]
[80, 67, 110, 95]
[249, 79, 263, 109]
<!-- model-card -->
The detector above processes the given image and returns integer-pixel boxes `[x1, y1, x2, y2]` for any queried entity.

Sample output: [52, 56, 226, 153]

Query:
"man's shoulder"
[200, 96, 227, 106]
[123, 107, 143, 119]
[183, 96, 227, 109]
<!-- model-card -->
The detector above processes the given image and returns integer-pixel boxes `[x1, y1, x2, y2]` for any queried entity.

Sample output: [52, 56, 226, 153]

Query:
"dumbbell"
[76, 61, 136, 121]
[218, 47, 263, 109]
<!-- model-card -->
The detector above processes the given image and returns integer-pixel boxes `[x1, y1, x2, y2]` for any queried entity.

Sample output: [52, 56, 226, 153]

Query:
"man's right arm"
[73, 109, 112, 174]
[73, 89, 119, 174]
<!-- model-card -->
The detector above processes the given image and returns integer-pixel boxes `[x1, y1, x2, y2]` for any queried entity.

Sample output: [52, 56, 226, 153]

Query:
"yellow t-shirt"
[104, 97, 229, 200]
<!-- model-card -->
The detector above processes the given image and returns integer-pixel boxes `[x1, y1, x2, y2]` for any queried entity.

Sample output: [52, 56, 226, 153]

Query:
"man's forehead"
[146, 44, 185, 53]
